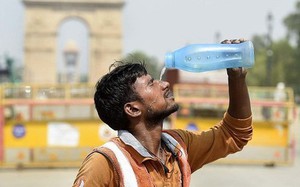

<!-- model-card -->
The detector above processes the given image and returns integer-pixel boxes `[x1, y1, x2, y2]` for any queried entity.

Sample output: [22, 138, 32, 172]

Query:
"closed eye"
[148, 78, 154, 86]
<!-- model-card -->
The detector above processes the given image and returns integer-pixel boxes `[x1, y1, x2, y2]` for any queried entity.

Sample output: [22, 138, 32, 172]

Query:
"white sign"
[47, 122, 79, 147]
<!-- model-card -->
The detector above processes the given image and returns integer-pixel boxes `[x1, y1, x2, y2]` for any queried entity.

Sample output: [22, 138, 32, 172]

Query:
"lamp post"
[215, 31, 221, 43]
[266, 12, 273, 86]
[63, 40, 79, 83]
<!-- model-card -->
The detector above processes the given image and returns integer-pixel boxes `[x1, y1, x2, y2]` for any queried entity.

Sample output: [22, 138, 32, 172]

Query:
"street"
[0, 154, 299, 187]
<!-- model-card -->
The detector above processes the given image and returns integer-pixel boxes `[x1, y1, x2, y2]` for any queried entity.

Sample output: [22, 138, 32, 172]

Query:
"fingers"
[221, 38, 246, 44]
[227, 67, 248, 78]
[221, 38, 249, 78]
[233, 38, 246, 43]
[221, 39, 231, 44]
[227, 67, 244, 74]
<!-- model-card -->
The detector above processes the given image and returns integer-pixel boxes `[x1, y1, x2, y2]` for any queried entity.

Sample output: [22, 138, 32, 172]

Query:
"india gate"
[23, 0, 124, 83]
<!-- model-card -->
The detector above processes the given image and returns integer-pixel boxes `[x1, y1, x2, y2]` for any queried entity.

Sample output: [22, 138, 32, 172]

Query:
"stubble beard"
[145, 103, 179, 126]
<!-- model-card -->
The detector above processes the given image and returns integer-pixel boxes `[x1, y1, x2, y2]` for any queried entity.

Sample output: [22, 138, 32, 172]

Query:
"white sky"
[123, 0, 298, 61]
[0, 0, 299, 72]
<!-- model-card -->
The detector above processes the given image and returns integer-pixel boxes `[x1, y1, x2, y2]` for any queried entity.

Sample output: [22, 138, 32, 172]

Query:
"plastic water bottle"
[164, 41, 255, 72]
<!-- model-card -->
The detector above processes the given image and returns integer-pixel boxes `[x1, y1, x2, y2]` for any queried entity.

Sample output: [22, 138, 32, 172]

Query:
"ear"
[124, 102, 141, 117]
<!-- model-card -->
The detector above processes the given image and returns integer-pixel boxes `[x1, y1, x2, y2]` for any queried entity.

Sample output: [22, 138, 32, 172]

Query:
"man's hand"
[221, 39, 248, 80]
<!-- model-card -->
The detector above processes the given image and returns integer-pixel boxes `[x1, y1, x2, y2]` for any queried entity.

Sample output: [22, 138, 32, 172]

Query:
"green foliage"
[249, 35, 297, 86]
[121, 51, 163, 79]
[283, 1, 300, 95]
[284, 1, 300, 47]
[248, 1, 300, 96]
[247, 35, 268, 86]
[271, 40, 296, 83]
[3, 56, 19, 83]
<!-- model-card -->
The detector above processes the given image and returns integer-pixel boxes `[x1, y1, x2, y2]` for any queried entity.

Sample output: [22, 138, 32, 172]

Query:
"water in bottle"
[164, 41, 255, 73]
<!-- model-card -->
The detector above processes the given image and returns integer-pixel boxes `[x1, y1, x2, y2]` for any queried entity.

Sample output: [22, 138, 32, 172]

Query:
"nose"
[159, 80, 170, 89]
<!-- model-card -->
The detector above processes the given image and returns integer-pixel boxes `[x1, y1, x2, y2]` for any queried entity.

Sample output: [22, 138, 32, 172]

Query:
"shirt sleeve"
[173, 112, 253, 173]
[72, 152, 117, 187]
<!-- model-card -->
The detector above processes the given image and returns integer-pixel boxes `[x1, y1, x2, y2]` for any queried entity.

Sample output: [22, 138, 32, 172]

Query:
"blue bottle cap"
[165, 52, 174, 68]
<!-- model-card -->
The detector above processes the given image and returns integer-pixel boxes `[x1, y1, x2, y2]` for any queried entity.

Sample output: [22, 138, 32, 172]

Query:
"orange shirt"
[73, 113, 252, 187]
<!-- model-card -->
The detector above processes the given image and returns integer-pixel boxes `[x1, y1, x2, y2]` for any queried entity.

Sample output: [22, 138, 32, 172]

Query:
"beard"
[145, 103, 179, 125]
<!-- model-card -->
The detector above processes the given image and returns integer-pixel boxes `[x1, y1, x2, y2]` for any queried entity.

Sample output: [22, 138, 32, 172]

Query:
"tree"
[248, 36, 296, 88]
[247, 1, 300, 96]
[0, 56, 18, 83]
[247, 35, 269, 86]
[121, 51, 163, 79]
[271, 40, 296, 84]
[284, 1, 300, 47]
[283, 1, 300, 95]
[242, 2, 300, 96]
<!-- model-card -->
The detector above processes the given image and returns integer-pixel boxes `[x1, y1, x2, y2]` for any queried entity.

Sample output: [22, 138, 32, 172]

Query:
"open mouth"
[165, 90, 174, 99]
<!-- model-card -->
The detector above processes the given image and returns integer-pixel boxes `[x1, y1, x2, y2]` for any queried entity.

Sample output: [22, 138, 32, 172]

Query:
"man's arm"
[174, 39, 253, 172]
[222, 38, 252, 119]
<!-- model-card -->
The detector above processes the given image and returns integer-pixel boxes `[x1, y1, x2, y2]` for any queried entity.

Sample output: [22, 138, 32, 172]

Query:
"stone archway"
[23, 0, 124, 83]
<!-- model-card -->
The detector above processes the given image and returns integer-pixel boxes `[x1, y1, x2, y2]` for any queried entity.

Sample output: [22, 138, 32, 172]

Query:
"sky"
[0, 0, 299, 73]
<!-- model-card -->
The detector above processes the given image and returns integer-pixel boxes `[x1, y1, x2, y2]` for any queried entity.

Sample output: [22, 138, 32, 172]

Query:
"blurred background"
[0, 0, 300, 186]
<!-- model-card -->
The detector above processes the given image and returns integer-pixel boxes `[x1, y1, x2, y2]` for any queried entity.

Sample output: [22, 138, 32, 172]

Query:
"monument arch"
[23, 0, 124, 83]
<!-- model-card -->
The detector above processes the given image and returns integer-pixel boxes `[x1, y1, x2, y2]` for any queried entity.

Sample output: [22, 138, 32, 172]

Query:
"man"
[73, 39, 253, 187]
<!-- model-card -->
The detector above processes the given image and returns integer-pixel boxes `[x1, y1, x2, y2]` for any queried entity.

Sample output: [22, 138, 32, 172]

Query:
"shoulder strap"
[89, 146, 122, 186]
[93, 141, 138, 187]
[101, 142, 138, 187]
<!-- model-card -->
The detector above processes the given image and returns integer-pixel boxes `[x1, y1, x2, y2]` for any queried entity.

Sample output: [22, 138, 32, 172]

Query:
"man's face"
[133, 74, 179, 122]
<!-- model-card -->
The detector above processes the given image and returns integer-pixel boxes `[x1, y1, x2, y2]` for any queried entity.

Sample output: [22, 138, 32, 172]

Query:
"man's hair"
[94, 61, 148, 130]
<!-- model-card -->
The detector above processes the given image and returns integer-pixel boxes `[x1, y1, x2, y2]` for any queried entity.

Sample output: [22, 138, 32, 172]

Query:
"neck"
[129, 122, 163, 155]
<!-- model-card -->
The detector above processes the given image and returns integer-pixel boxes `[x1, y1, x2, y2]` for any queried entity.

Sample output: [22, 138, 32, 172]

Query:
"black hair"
[94, 61, 148, 130]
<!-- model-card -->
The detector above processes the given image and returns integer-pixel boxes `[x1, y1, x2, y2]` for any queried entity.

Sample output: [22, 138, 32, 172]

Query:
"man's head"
[94, 61, 146, 130]
[94, 61, 178, 130]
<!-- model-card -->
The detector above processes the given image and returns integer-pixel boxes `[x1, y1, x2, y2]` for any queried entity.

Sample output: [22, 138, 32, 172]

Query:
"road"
[0, 149, 299, 187]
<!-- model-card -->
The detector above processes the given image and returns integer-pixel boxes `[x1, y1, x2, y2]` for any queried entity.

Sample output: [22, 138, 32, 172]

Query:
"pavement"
[0, 145, 299, 187]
